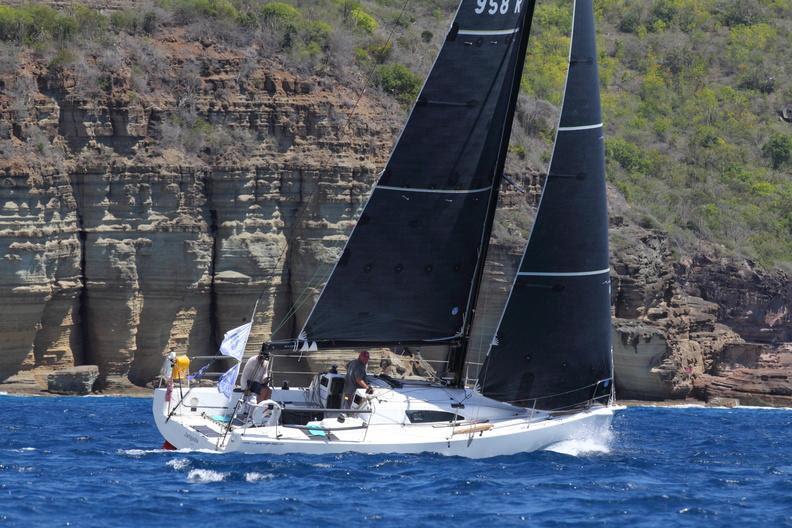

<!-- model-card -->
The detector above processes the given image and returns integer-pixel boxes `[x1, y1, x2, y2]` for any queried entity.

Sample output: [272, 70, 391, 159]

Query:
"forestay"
[479, 0, 612, 410]
[299, 0, 538, 347]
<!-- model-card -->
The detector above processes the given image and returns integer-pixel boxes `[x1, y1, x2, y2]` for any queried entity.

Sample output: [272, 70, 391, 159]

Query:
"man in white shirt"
[240, 350, 271, 402]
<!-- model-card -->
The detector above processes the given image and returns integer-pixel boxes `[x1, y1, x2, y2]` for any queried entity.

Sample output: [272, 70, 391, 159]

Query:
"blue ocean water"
[0, 396, 790, 527]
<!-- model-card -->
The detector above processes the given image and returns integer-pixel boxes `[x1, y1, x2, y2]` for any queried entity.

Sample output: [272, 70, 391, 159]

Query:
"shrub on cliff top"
[349, 7, 378, 34]
[259, 2, 301, 24]
[375, 63, 421, 105]
[159, 0, 240, 23]
[0, 5, 79, 43]
[762, 133, 792, 170]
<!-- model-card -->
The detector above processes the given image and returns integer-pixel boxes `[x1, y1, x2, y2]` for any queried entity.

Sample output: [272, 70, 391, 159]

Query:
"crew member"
[240, 350, 272, 403]
[343, 350, 373, 409]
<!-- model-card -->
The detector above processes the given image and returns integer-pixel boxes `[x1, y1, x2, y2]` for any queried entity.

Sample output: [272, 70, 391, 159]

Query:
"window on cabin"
[405, 410, 464, 423]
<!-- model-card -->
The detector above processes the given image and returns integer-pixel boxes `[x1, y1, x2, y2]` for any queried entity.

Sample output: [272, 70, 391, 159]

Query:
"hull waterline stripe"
[457, 28, 520, 36]
[557, 123, 603, 131]
[517, 268, 610, 277]
[376, 185, 493, 194]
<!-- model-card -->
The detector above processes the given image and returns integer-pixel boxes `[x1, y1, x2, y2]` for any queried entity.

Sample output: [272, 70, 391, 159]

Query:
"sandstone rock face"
[0, 18, 788, 406]
[694, 369, 792, 407]
[676, 255, 792, 344]
[0, 164, 82, 381]
[47, 365, 99, 395]
[1, 35, 396, 388]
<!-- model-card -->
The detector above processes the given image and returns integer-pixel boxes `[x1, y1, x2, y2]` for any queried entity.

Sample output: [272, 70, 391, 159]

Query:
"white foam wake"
[117, 448, 171, 457]
[545, 438, 611, 456]
[186, 469, 227, 483]
[166, 458, 190, 471]
[245, 472, 274, 483]
[544, 429, 614, 456]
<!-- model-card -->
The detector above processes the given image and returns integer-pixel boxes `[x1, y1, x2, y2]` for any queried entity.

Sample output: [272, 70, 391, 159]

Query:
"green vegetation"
[374, 63, 421, 105]
[349, 6, 378, 34]
[519, 0, 792, 267]
[3, 0, 789, 267]
[0, 5, 80, 43]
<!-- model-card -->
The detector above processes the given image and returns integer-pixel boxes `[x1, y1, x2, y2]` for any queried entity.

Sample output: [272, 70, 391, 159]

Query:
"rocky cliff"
[0, 31, 398, 389]
[0, 8, 789, 404]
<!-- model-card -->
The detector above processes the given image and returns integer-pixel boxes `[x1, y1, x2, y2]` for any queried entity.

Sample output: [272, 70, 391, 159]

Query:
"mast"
[478, 0, 612, 410]
[276, 0, 541, 352]
[449, 0, 538, 386]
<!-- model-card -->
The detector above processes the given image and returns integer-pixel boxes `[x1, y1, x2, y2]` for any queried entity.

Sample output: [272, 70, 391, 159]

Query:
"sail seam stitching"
[517, 268, 610, 277]
[376, 185, 492, 194]
[557, 123, 602, 131]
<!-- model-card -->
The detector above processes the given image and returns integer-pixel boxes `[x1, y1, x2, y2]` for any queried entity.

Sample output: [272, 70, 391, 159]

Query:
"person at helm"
[241, 350, 272, 403]
[343, 350, 373, 409]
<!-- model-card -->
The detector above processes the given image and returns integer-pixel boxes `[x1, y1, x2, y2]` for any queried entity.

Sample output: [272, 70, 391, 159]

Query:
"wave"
[545, 427, 614, 456]
[166, 458, 190, 471]
[244, 472, 274, 482]
[628, 403, 792, 411]
[117, 448, 172, 457]
[186, 469, 227, 483]
[545, 437, 612, 456]
[734, 405, 792, 411]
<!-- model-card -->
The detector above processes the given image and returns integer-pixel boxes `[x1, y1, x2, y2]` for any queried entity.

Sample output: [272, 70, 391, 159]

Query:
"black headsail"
[291, 0, 538, 349]
[478, 0, 612, 410]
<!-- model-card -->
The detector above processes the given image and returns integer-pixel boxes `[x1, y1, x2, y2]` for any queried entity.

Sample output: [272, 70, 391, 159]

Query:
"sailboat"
[152, 0, 618, 457]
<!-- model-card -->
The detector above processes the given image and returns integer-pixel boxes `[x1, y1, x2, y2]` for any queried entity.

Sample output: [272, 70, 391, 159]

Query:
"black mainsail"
[293, 0, 538, 348]
[478, 0, 612, 410]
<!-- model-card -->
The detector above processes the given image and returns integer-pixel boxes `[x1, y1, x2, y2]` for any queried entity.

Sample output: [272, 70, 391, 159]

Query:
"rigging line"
[453, 3, 537, 386]
[294, 3, 465, 340]
[443, 22, 525, 380]
[341, 0, 413, 132]
[501, 378, 611, 404]
[245, 188, 322, 337]
[267, 258, 334, 339]
[265, 186, 371, 341]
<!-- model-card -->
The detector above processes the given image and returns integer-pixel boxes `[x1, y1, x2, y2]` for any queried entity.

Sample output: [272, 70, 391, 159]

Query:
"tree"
[762, 133, 792, 169]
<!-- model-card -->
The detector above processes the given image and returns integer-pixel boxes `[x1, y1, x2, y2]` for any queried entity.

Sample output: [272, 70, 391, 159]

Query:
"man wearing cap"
[241, 350, 272, 403]
[343, 350, 373, 409]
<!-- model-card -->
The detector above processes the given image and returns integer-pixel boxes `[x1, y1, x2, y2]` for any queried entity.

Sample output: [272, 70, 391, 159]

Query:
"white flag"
[217, 363, 239, 399]
[219, 322, 252, 361]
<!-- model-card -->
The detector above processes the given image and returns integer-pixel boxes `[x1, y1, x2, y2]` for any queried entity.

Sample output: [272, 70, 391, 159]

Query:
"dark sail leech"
[479, 0, 612, 410]
[298, 0, 538, 346]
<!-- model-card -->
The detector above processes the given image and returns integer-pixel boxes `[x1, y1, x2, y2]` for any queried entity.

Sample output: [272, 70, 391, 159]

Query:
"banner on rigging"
[217, 322, 252, 398]
[219, 322, 252, 361]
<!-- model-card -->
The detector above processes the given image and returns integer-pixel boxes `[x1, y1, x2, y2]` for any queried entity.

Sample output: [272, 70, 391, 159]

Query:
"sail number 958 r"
[475, 0, 523, 15]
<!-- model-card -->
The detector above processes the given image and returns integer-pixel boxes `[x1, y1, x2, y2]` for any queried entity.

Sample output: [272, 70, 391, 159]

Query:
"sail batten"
[295, 0, 538, 347]
[479, 0, 612, 410]
[376, 185, 493, 194]
[557, 123, 603, 131]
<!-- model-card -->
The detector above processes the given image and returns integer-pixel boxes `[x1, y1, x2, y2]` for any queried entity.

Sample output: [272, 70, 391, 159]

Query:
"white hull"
[153, 378, 617, 458]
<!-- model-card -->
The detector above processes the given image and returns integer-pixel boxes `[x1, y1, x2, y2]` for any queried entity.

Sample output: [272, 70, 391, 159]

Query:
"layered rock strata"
[0, 35, 396, 388]
[0, 22, 788, 404]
